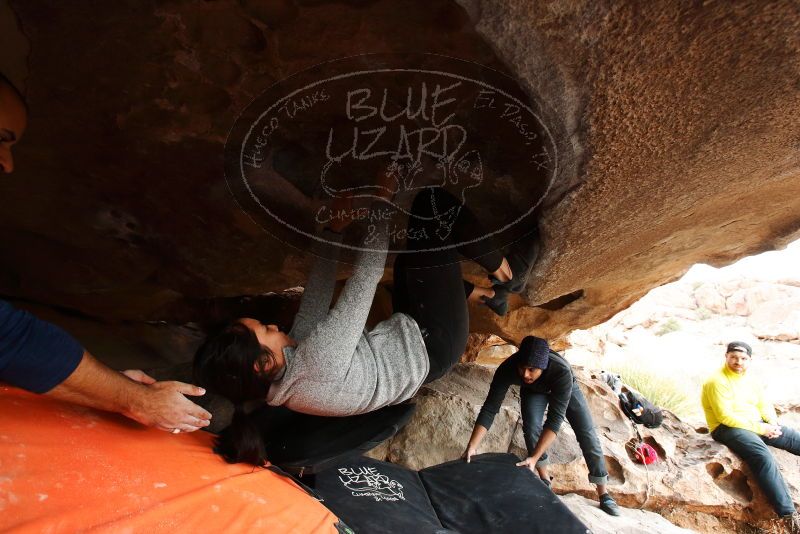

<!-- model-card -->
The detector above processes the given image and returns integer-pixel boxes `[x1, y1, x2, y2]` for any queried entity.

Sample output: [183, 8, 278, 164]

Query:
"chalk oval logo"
[337, 466, 405, 502]
[225, 53, 557, 263]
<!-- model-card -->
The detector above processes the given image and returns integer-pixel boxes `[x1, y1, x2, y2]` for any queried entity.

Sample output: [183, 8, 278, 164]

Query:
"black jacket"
[476, 350, 574, 435]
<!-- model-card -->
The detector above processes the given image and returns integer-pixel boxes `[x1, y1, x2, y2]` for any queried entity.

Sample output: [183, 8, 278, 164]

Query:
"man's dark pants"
[712, 424, 800, 516]
[523, 381, 609, 485]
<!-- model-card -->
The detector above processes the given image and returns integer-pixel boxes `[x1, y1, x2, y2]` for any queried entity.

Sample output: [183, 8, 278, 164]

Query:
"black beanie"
[518, 336, 550, 370]
[726, 341, 752, 356]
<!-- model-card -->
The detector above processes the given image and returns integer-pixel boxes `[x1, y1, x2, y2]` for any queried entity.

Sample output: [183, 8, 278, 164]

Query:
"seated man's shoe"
[480, 286, 509, 316]
[782, 512, 800, 534]
[490, 233, 540, 294]
[599, 493, 621, 516]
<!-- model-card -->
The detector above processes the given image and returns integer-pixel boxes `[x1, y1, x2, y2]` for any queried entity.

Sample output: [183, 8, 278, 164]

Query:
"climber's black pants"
[392, 187, 503, 383]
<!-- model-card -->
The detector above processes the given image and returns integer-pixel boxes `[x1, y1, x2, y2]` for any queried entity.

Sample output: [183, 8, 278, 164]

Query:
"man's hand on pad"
[123, 370, 212, 433]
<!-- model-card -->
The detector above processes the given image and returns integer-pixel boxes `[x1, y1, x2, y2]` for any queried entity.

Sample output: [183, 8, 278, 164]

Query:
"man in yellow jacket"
[702, 341, 799, 530]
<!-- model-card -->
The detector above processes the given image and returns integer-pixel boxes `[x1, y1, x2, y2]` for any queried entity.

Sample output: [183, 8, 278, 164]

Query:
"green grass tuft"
[696, 307, 713, 320]
[655, 318, 682, 336]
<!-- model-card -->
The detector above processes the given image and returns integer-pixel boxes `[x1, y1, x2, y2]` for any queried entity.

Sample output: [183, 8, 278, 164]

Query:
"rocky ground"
[367, 364, 800, 534]
[560, 493, 695, 534]
[381, 257, 800, 533]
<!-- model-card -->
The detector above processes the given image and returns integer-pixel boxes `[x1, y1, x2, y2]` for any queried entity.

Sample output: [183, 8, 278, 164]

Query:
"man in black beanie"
[463, 335, 621, 516]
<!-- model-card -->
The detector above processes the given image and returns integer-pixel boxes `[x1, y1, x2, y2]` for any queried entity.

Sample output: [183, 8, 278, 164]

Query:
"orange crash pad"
[0, 386, 342, 533]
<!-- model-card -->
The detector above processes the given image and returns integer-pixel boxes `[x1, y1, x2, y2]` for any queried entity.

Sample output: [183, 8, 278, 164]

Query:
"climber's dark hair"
[0, 72, 28, 111]
[193, 321, 277, 465]
[215, 402, 268, 465]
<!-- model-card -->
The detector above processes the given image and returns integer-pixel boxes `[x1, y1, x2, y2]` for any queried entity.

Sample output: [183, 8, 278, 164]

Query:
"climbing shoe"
[480, 286, 510, 316]
[599, 493, 621, 516]
[490, 233, 540, 294]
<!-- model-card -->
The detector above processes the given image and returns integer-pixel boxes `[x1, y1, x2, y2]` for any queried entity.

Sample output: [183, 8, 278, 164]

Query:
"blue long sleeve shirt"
[0, 300, 84, 393]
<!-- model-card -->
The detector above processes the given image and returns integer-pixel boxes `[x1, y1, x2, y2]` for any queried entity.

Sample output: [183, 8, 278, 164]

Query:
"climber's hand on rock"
[375, 164, 400, 202]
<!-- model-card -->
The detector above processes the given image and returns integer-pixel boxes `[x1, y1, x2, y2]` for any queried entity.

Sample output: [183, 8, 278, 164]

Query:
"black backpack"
[618, 390, 663, 428]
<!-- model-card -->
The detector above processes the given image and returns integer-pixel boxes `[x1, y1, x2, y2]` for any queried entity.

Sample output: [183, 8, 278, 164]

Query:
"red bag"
[634, 442, 659, 465]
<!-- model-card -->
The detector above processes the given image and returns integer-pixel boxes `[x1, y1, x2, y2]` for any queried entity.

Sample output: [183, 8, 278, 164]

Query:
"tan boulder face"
[371, 364, 800, 533]
[460, 333, 513, 364]
[560, 493, 696, 534]
[748, 298, 800, 341]
[725, 290, 751, 316]
[0, 0, 519, 322]
[1, 1, 798, 342]
[726, 283, 800, 318]
[382, 364, 520, 470]
[694, 283, 727, 315]
[458, 0, 800, 343]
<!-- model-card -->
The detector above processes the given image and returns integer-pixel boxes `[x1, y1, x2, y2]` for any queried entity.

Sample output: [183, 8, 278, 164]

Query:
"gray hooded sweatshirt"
[266, 228, 429, 416]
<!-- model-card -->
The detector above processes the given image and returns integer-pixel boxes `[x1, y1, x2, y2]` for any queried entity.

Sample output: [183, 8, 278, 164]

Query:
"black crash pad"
[313, 453, 590, 534]
[315, 456, 448, 533]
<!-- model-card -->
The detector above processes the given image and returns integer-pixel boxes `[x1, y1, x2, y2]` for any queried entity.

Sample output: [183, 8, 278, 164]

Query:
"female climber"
[193, 175, 538, 463]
